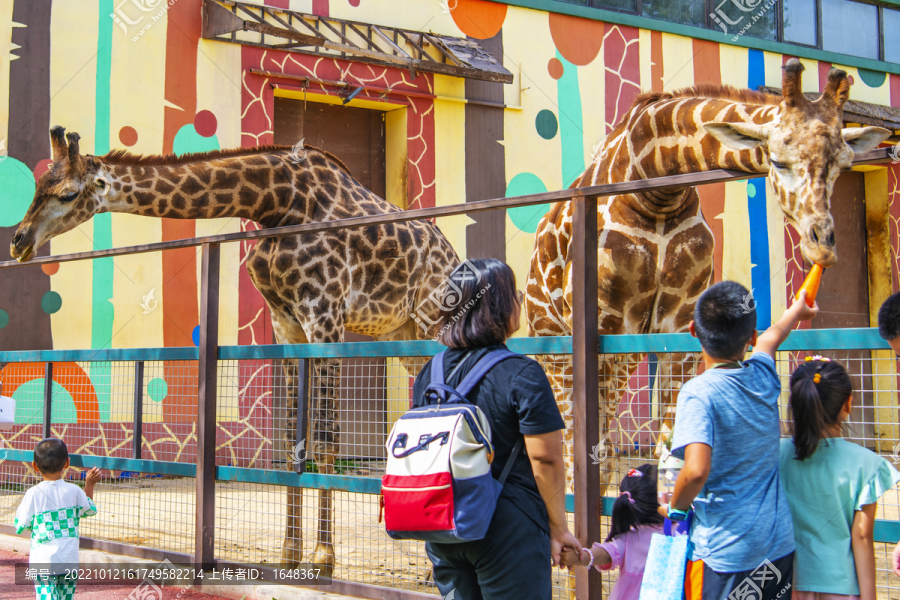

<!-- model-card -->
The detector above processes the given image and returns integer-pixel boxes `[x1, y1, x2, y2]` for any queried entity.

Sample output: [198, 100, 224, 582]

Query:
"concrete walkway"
[0, 534, 367, 600]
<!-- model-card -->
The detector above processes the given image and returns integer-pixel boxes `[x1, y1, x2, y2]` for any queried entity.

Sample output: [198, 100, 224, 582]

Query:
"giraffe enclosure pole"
[196, 242, 220, 579]
[295, 358, 310, 474]
[42, 362, 52, 440]
[572, 195, 601, 600]
[132, 361, 144, 460]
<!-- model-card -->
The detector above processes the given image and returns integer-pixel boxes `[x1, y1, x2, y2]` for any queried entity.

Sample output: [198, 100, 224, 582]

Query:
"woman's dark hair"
[789, 360, 853, 460]
[34, 438, 68, 474]
[437, 259, 519, 349]
[878, 291, 900, 341]
[602, 463, 664, 542]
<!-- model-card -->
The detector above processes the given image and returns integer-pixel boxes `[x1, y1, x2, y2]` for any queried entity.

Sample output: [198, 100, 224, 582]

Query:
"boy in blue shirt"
[661, 281, 817, 599]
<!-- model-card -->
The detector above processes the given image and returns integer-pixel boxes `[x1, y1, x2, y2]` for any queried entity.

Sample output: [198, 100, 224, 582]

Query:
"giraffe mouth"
[15, 245, 33, 263]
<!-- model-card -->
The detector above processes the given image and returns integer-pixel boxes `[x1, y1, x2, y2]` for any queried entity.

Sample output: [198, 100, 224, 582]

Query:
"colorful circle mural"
[536, 110, 559, 139]
[119, 126, 138, 147]
[41, 291, 62, 314]
[451, 0, 508, 40]
[507, 172, 550, 234]
[548, 58, 564, 80]
[148, 377, 168, 403]
[194, 110, 218, 138]
[0, 157, 37, 227]
[548, 12, 605, 66]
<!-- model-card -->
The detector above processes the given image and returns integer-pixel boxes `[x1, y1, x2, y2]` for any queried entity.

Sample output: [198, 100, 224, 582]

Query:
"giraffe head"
[10, 126, 111, 262]
[703, 59, 890, 267]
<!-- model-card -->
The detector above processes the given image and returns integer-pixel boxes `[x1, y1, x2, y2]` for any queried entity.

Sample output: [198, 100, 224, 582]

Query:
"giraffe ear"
[703, 122, 770, 151]
[93, 176, 110, 196]
[842, 126, 891, 155]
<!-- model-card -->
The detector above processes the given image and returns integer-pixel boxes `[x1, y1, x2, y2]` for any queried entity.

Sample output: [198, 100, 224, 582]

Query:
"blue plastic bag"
[639, 516, 692, 600]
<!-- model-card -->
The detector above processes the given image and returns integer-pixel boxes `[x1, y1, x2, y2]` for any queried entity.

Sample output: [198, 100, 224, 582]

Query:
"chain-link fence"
[2, 333, 900, 598]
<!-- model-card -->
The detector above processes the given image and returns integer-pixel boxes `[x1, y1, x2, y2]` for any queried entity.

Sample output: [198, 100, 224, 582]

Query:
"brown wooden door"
[274, 98, 386, 198]
[274, 98, 389, 462]
[808, 171, 874, 446]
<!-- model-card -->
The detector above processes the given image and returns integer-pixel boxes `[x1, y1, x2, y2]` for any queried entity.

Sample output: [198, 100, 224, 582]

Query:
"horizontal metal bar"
[0, 450, 196, 477]
[6, 146, 893, 271]
[0, 329, 890, 365]
[0, 346, 199, 364]
[216, 465, 383, 493]
[5, 148, 890, 270]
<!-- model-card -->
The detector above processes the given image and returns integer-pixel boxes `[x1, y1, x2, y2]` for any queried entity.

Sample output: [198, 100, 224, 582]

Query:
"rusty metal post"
[132, 361, 145, 460]
[196, 243, 220, 575]
[572, 195, 601, 599]
[42, 363, 53, 440]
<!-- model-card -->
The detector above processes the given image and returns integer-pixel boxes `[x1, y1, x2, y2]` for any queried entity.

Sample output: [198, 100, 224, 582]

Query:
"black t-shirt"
[412, 344, 565, 534]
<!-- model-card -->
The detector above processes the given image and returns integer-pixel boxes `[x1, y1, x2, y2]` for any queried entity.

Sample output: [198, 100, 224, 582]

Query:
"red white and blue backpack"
[380, 349, 524, 543]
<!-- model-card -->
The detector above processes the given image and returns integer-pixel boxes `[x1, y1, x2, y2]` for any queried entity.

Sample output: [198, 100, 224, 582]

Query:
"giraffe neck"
[591, 97, 781, 217]
[97, 149, 362, 228]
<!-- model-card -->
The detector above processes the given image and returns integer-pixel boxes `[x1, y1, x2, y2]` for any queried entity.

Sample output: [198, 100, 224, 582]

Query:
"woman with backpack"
[410, 259, 581, 599]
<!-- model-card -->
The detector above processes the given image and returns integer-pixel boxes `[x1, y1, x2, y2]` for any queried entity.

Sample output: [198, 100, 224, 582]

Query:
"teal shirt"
[779, 437, 900, 595]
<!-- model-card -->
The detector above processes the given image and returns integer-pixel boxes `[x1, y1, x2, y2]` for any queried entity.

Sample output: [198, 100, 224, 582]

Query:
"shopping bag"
[639, 516, 692, 600]
[0, 395, 14, 430]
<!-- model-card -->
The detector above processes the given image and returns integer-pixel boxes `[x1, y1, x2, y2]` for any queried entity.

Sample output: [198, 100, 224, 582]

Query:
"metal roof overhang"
[201, 0, 514, 84]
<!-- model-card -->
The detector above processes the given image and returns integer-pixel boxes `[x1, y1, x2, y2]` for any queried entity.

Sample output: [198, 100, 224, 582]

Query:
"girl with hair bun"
[780, 357, 900, 600]
[561, 464, 664, 600]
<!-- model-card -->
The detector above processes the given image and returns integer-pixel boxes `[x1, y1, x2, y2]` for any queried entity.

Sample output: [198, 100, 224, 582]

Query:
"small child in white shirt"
[14, 438, 100, 600]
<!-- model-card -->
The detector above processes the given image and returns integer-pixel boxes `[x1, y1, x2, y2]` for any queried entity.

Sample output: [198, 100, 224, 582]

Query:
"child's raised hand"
[85, 467, 101, 486]
[790, 290, 819, 321]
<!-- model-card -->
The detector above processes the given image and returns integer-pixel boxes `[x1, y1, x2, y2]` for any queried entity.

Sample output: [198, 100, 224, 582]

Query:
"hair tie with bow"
[620, 490, 635, 504]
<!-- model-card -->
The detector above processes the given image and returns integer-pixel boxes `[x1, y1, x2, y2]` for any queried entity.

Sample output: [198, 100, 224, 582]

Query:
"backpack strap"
[497, 436, 524, 486]
[427, 348, 513, 404]
[455, 349, 518, 397]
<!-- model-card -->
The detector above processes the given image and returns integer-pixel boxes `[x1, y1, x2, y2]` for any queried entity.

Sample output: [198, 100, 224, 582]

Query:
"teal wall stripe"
[91, 0, 115, 423]
[0, 329, 889, 364]
[495, 1, 900, 75]
[556, 52, 585, 188]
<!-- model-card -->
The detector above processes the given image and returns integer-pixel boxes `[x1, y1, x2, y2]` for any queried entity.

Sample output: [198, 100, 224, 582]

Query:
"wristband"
[584, 548, 594, 570]
[667, 505, 690, 522]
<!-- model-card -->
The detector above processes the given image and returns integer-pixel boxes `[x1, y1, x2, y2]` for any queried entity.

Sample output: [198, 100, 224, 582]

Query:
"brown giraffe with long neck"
[525, 60, 890, 495]
[11, 127, 460, 566]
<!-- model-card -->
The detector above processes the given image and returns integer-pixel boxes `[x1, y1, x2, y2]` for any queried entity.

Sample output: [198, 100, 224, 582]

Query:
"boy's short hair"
[878, 292, 900, 341]
[34, 438, 68, 474]
[693, 281, 758, 360]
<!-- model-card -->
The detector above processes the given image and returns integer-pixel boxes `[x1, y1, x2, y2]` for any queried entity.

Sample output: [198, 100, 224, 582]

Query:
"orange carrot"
[797, 264, 825, 307]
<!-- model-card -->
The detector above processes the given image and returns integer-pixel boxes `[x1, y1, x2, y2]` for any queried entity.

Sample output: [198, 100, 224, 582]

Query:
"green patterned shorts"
[33, 573, 78, 600]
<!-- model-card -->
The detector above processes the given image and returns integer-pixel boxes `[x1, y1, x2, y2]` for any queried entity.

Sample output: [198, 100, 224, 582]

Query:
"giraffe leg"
[281, 358, 303, 566]
[653, 352, 699, 457]
[309, 356, 339, 567]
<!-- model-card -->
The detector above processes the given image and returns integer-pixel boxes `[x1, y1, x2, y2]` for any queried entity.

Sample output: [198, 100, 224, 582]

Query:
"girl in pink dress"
[561, 464, 665, 600]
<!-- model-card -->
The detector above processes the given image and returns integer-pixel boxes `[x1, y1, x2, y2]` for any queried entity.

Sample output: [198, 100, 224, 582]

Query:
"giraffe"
[525, 60, 890, 497]
[10, 126, 460, 567]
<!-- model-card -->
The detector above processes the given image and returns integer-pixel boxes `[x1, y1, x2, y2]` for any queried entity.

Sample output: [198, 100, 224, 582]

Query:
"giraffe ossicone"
[11, 126, 461, 567]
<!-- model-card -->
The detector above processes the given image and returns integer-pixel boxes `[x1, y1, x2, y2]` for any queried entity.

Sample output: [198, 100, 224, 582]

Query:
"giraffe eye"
[59, 191, 78, 202]
[771, 160, 789, 170]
